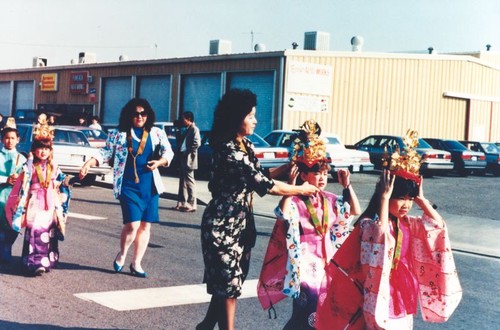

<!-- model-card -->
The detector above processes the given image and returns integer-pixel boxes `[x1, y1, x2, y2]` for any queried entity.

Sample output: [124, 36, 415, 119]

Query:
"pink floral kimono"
[316, 214, 462, 329]
[258, 191, 353, 329]
[6, 159, 73, 274]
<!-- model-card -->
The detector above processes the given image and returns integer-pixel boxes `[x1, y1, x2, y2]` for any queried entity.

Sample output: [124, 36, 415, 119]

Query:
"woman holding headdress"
[6, 117, 74, 275]
[197, 89, 320, 330]
[257, 119, 361, 329]
[316, 130, 462, 329]
[79, 98, 174, 278]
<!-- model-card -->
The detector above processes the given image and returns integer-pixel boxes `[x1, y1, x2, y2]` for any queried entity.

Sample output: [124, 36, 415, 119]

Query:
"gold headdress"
[382, 129, 422, 184]
[292, 119, 330, 168]
[33, 113, 55, 141]
[4, 117, 16, 129]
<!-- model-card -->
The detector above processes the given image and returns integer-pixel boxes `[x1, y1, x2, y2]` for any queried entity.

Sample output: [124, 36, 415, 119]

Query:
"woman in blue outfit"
[197, 89, 320, 330]
[79, 98, 174, 277]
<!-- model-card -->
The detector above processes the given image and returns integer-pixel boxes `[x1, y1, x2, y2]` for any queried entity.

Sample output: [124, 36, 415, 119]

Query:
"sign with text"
[40, 73, 58, 92]
[286, 61, 333, 96]
[285, 93, 329, 112]
[70, 71, 89, 94]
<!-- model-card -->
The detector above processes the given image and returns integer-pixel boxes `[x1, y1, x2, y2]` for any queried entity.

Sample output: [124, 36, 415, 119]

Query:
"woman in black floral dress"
[197, 89, 319, 330]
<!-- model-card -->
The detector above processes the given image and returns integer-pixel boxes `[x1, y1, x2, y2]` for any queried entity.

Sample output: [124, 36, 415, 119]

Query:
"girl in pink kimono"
[316, 131, 462, 329]
[258, 120, 361, 329]
[7, 133, 73, 276]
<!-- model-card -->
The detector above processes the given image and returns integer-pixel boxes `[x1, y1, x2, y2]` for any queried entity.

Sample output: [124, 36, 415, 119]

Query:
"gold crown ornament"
[292, 119, 330, 168]
[33, 113, 55, 141]
[382, 129, 422, 184]
[4, 117, 16, 129]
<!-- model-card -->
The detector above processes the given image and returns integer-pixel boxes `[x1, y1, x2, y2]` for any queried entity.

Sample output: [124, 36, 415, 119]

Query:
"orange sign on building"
[40, 73, 58, 92]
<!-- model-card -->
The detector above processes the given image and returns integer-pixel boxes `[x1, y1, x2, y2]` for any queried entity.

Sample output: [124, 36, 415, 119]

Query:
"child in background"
[0, 121, 26, 262]
[258, 120, 361, 329]
[316, 130, 462, 329]
[6, 118, 74, 276]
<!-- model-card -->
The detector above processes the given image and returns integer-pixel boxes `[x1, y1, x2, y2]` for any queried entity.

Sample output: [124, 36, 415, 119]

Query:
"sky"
[0, 0, 499, 70]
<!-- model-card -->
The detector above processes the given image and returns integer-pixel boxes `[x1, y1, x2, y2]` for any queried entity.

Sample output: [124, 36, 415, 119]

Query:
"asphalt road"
[0, 172, 498, 329]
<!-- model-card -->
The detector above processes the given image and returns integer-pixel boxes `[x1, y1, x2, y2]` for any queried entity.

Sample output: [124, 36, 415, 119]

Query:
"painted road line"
[68, 212, 107, 221]
[75, 279, 259, 311]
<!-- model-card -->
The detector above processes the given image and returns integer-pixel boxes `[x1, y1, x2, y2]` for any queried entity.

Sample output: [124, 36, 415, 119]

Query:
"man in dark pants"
[173, 111, 200, 212]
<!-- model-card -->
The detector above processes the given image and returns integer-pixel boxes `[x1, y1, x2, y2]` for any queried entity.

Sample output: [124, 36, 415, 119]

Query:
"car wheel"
[80, 174, 96, 186]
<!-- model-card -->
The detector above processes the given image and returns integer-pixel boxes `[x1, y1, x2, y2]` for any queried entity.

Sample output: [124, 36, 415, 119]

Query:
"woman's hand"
[147, 159, 165, 171]
[337, 169, 350, 188]
[79, 158, 97, 180]
[300, 181, 320, 196]
[7, 173, 18, 185]
[79, 163, 90, 180]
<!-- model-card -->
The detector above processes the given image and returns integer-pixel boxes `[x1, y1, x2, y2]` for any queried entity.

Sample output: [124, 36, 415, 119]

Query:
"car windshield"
[54, 130, 91, 146]
[481, 142, 500, 153]
[417, 138, 432, 148]
[247, 134, 270, 147]
[443, 140, 467, 150]
[325, 136, 341, 145]
[81, 129, 107, 140]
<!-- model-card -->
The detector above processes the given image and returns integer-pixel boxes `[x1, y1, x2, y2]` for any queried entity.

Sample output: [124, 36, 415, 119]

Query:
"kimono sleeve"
[409, 215, 462, 322]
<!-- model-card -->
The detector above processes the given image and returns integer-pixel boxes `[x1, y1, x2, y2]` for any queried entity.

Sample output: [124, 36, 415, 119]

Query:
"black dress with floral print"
[201, 137, 275, 298]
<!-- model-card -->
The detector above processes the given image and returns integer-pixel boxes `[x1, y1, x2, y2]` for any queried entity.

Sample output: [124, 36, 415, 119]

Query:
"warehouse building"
[0, 36, 499, 144]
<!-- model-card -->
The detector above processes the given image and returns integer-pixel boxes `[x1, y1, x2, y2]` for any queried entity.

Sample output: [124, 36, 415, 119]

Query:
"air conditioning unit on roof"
[33, 57, 47, 67]
[304, 31, 330, 51]
[209, 40, 232, 55]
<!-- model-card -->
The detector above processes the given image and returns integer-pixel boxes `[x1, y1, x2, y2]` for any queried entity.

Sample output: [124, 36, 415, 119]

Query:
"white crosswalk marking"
[68, 212, 107, 220]
[74, 279, 259, 311]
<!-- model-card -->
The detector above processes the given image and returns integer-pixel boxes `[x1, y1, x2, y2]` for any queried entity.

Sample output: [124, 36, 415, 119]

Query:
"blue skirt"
[119, 178, 159, 224]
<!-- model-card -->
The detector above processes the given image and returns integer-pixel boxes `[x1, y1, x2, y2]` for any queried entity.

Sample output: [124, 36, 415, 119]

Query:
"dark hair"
[118, 98, 156, 132]
[356, 175, 419, 223]
[31, 138, 53, 164]
[91, 115, 100, 122]
[1, 127, 19, 138]
[182, 111, 194, 122]
[209, 89, 257, 147]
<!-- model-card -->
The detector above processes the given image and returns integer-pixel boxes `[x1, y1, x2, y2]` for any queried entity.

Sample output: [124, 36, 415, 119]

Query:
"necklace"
[35, 162, 52, 189]
[127, 128, 149, 183]
[390, 217, 404, 270]
[304, 194, 328, 236]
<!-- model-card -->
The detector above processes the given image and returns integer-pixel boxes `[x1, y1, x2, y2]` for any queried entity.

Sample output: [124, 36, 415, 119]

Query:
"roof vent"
[209, 40, 232, 55]
[350, 36, 364, 52]
[304, 31, 330, 51]
[78, 52, 97, 64]
[254, 43, 266, 52]
[486, 44, 492, 51]
[428, 47, 434, 54]
[119, 55, 129, 61]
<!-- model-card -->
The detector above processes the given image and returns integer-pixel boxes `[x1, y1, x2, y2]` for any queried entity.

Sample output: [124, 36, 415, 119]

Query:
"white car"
[322, 133, 374, 173]
[15, 124, 111, 185]
[263, 130, 374, 175]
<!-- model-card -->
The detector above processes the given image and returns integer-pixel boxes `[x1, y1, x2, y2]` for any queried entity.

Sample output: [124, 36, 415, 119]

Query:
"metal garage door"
[137, 75, 171, 122]
[102, 77, 132, 125]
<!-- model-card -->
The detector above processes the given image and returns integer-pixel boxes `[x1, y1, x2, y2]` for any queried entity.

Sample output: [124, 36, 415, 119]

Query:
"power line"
[0, 40, 153, 49]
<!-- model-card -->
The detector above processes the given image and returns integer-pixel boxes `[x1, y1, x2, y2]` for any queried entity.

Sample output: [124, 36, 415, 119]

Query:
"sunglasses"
[133, 111, 148, 118]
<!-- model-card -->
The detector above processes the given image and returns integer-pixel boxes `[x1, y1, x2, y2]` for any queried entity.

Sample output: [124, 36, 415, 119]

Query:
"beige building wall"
[281, 51, 500, 144]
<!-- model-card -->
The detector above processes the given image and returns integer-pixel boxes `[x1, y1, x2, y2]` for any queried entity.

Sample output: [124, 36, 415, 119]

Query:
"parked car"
[263, 130, 374, 174]
[196, 131, 290, 179]
[58, 125, 108, 148]
[15, 124, 111, 185]
[352, 135, 454, 176]
[422, 138, 486, 176]
[459, 141, 500, 176]
[154, 122, 177, 140]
